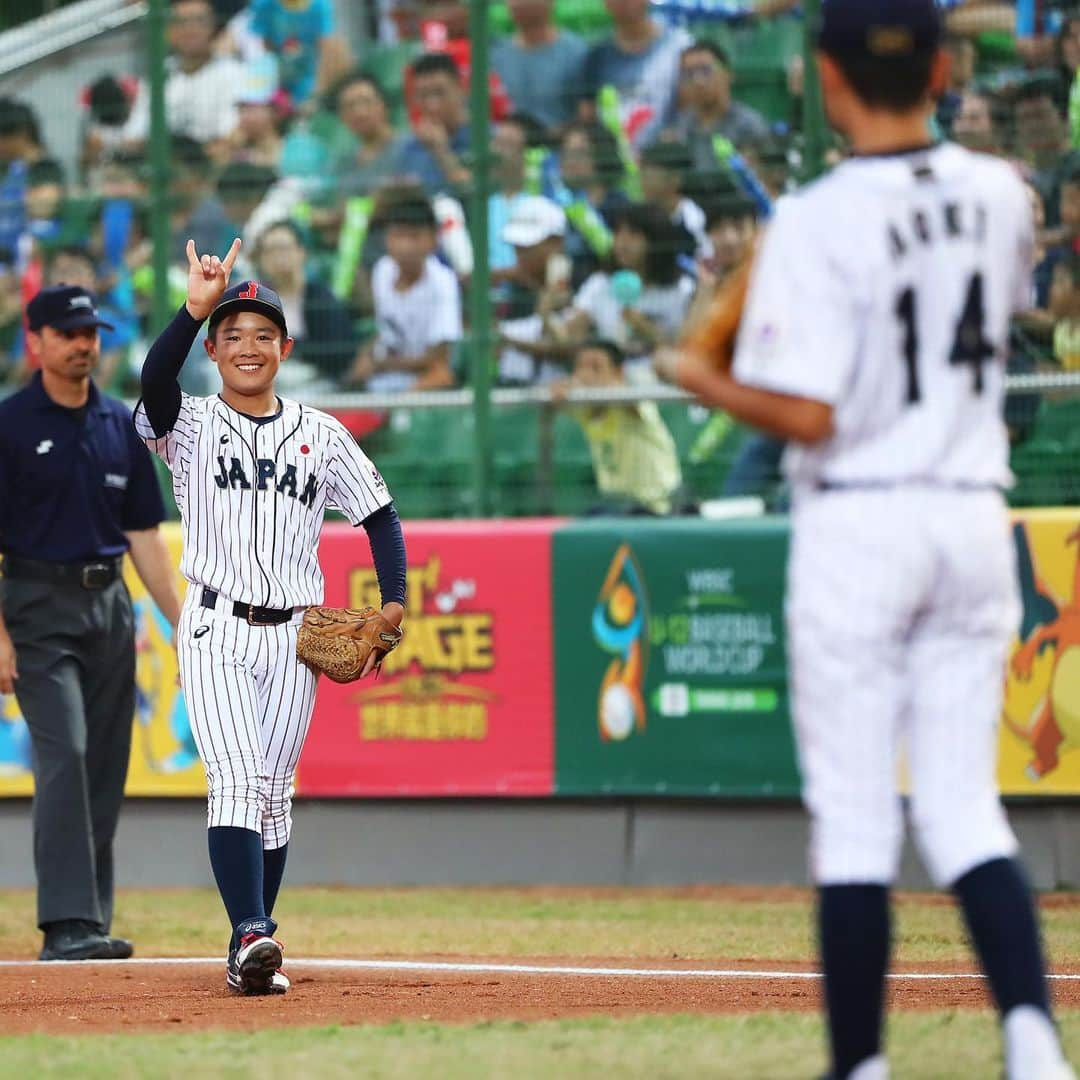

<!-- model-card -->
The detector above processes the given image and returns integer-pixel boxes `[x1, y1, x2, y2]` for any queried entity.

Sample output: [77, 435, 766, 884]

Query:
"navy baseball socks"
[952, 857, 1071, 1079]
[818, 884, 891, 1080]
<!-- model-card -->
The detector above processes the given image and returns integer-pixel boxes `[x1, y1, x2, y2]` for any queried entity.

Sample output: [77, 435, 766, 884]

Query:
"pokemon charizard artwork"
[593, 544, 649, 741]
[1006, 522, 1080, 780]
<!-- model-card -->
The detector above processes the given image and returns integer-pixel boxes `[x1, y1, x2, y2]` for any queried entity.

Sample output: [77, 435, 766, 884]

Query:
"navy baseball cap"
[818, 0, 942, 58]
[27, 285, 114, 333]
[208, 280, 289, 336]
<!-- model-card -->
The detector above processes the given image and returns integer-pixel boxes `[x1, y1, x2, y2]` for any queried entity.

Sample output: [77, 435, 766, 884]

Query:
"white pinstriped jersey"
[134, 394, 391, 607]
[733, 143, 1033, 490]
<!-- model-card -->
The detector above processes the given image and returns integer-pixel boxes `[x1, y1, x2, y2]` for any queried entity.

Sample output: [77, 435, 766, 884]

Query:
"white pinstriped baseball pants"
[177, 588, 317, 849]
[786, 486, 1020, 888]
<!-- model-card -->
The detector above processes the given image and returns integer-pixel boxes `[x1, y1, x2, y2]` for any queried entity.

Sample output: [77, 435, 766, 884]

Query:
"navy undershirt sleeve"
[362, 503, 407, 607]
[141, 304, 204, 437]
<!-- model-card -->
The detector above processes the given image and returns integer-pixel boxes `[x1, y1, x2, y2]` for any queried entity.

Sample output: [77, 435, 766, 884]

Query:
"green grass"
[0, 886, 1077, 965]
[2, 1011, 1079, 1079]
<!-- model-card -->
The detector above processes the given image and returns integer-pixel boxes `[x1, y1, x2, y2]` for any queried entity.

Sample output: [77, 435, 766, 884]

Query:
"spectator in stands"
[219, 69, 286, 169]
[936, 34, 978, 134]
[344, 190, 461, 391]
[495, 195, 573, 385]
[252, 220, 358, 388]
[1054, 14, 1080, 116]
[700, 191, 758, 280]
[18, 160, 69, 267]
[397, 52, 471, 195]
[579, 0, 692, 150]
[216, 160, 305, 255]
[79, 76, 137, 188]
[1013, 75, 1073, 225]
[490, 113, 546, 274]
[168, 136, 232, 265]
[330, 73, 408, 199]
[639, 140, 706, 257]
[950, 90, 1002, 154]
[245, 0, 352, 110]
[492, 0, 589, 134]
[0, 99, 48, 259]
[554, 203, 694, 376]
[669, 41, 772, 174]
[42, 246, 139, 393]
[553, 339, 681, 516]
[122, 0, 246, 156]
[1050, 252, 1080, 370]
[0, 250, 21, 384]
[551, 121, 628, 287]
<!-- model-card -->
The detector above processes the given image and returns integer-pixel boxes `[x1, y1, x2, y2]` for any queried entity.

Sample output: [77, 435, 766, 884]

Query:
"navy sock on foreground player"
[666, 2, 1073, 1078]
[134, 238, 407, 996]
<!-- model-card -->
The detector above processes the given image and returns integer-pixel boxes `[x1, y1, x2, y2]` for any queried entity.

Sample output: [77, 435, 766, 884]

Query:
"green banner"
[553, 518, 800, 796]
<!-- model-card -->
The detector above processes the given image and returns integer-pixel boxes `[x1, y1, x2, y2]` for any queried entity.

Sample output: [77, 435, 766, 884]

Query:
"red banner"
[296, 520, 557, 796]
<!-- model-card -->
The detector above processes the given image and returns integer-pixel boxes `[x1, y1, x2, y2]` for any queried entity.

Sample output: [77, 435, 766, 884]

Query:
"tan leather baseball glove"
[296, 606, 404, 683]
[680, 244, 757, 372]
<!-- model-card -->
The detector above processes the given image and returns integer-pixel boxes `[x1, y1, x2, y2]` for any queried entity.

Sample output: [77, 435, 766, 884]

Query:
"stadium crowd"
[0, 0, 1078, 513]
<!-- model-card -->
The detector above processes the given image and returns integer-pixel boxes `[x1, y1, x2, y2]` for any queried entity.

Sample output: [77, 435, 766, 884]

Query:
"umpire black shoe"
[93, 925, 135, 960]
[39, 920, 118, 961]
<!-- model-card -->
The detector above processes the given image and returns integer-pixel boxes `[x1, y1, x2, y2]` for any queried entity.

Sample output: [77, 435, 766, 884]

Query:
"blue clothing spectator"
[249, 0, 335, 107]
[397, 125, 470, 196]
[492, 26, 588, 132]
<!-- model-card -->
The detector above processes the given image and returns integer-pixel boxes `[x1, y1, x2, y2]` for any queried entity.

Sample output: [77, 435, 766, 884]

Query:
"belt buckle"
[246, 604, 263, 626]
[81, 563, 111, 589]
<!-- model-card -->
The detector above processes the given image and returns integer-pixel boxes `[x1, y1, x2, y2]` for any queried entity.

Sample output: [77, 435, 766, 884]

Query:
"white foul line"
[0, 957, 1077, 981]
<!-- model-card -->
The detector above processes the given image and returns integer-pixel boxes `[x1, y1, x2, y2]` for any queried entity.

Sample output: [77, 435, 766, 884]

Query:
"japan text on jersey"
[134, 394, 391, 608]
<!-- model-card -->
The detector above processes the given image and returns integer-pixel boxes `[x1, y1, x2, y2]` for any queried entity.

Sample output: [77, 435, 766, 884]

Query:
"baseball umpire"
[668, 1, 1075, 1077]
[0, 285, 182, 961]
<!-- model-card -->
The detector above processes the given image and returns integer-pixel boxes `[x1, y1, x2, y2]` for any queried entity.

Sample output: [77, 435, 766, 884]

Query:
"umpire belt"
[200, 587, 294, 626]
[3, 554, 121, 590]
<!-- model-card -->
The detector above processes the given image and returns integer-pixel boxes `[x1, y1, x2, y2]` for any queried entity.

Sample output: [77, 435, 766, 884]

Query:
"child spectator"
[950, 91, 1001, 154]
[18, 160, 68, 263]
[492, 0, 588, 134]
[555, 339, 681, 515]
[246, 0, 352, 109]
[398, 52, 472, 194]
[670, 41, 772, 171]
[253, 219, 359, 387]
[0, 99, 48, 258]
[216, 160, 305, 254]
[579, 0, 692, 150]
[556, 203, 694, 376]
[701, 191, 758, 280]
[495, 195, 573, 385]
[639, 140, 706, 257]
[168, 135, 233, 264]
[345, 189, 462, 391]
[123, 0, 247, 155]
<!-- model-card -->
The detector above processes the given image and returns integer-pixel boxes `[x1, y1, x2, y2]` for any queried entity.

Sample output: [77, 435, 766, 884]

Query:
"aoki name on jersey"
[213, 455, 318, 506]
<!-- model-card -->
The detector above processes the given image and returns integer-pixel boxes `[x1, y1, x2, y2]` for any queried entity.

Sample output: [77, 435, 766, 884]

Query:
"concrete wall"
[1, 798, 1078, 890]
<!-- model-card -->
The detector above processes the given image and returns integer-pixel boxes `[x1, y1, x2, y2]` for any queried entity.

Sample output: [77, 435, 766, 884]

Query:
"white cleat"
[268, 970, 289, 995]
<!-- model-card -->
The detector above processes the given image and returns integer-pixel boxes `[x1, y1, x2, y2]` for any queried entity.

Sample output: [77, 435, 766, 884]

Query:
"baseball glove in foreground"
[680, 245, 756, 372]
[296, 606, 403, 683]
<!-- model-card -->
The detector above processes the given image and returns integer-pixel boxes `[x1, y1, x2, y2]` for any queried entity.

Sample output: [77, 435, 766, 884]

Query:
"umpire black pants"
[1, 577, 135, 930]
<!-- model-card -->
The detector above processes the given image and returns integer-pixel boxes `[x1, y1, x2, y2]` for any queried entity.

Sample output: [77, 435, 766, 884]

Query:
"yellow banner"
[1000, 509, 1080, 794]
[0, 524, 206, 797]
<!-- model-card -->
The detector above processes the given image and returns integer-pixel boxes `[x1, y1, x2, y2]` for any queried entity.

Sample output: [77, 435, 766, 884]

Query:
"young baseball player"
[134, 238, 406, 996]
[669, 2, 1074, 1078]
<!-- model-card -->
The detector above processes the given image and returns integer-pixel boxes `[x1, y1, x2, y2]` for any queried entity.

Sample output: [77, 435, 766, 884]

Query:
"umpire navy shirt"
[0, 372, 165, 562]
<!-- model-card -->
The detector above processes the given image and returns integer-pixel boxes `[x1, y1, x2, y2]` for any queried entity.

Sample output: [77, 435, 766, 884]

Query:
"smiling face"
[205, 311, 293, 399]
[31, 325, 100, 381]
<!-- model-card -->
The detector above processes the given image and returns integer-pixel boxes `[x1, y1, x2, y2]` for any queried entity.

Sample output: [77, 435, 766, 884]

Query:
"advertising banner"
[1001, 509, 1080, 794]
[552, 518, 800, 796]
[295, 520, 556, 796]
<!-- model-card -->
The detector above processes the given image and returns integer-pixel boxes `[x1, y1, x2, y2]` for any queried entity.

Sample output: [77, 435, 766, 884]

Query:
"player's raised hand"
[184, 238, 242, 321]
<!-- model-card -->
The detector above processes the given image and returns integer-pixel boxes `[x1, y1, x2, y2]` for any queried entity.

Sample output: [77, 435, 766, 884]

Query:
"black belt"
[3, 555, 121, 590]
[200, 587, 294, 626]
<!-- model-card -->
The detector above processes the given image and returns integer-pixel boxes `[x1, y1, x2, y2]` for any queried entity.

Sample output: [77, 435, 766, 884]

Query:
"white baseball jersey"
[734, 143, 1032, 890]
[134, 394, 391, 607]
[734, 142, 1033, 492]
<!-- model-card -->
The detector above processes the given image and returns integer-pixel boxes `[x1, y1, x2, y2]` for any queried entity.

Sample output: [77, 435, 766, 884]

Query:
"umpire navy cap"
[27, 285, 115, 333]
[209, 280, 289, 337]
[818, 0, 942, 58]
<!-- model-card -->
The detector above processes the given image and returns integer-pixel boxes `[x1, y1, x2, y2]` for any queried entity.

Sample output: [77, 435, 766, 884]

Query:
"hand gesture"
[184, 237, 241, 321]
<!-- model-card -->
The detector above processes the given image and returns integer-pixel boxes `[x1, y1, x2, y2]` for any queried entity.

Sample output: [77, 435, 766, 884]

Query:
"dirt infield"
[1, 957, 1077, 1034]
